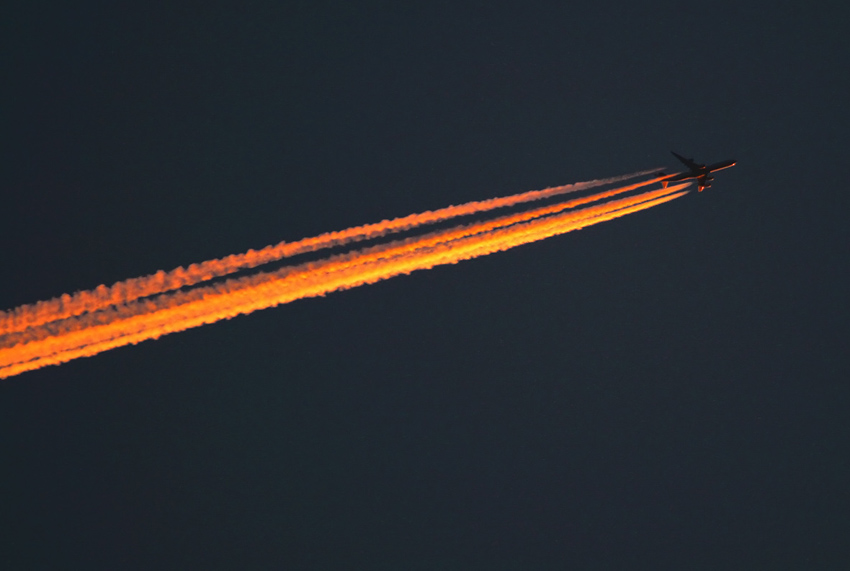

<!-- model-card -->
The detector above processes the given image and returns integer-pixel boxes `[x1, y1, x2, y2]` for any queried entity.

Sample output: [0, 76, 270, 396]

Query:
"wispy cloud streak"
[0, 171, 657, 336]
[0, 176, 688, 379]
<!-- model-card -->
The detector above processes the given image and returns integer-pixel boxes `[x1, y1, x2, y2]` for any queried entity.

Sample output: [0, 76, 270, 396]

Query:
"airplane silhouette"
[659, 151, 736, 192]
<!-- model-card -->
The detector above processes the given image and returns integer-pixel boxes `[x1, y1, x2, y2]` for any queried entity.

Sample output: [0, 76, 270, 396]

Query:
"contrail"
[0, 170, 658, 336]
[0, 175, 671, 349]
[0, 179, 689, 379]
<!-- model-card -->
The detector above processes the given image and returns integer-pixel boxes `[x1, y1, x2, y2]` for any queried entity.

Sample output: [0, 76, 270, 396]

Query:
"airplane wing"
[671, 151, 701, 171]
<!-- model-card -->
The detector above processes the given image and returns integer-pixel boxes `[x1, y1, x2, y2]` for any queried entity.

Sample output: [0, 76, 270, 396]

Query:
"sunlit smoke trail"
[0, 176, 672, 350]
[0, 170, 659, 336]
[0, 182, 689, 379]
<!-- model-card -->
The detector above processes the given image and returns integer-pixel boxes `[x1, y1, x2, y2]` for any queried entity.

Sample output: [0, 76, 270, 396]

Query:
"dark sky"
[2, 1, 849, 568]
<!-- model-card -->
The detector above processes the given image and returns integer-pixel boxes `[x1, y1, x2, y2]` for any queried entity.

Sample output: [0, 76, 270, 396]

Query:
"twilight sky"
[2, 2, 848, 568]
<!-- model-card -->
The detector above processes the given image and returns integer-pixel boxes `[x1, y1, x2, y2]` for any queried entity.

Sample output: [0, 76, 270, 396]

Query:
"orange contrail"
[0, 182, 689, 379]
[0, 170, 659, 336]
[1, 185, 688, 377]
[0, 177, 675, 350]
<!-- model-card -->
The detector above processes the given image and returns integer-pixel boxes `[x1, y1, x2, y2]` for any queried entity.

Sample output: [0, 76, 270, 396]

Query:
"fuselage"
[705, 159, 737, 173]
[664, 159, 736, 182]
[662, 154, 736, 191]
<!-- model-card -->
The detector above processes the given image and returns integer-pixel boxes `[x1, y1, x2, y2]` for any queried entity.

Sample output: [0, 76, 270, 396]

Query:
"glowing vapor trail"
[0, 170, 658, 336]
[0, 177, 673, 350]
[0, 181, 689, 379]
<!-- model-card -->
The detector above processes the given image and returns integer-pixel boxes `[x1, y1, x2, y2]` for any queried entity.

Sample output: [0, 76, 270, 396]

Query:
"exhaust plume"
[0, 176, 688, 379]
[0, 170, 658, 336]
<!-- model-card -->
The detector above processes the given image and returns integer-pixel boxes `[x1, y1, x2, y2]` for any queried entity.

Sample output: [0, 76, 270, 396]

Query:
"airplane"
[659, 151, 736, 192]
